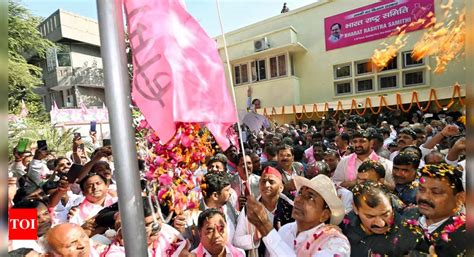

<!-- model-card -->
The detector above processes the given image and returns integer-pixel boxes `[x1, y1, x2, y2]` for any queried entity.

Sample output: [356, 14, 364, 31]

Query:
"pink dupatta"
[347, 151, 379, 181]
[195, 243, 244, 257]
[296, 225, 349, 256]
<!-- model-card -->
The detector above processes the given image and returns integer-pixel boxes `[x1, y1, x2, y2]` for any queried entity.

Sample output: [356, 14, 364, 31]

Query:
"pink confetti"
[441, 232, 449, 242]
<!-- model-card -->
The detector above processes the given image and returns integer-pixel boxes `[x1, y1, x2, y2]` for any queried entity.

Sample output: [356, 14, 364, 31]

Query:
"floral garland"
[137, 119, 214, 214]
[404, 214, 465, 244]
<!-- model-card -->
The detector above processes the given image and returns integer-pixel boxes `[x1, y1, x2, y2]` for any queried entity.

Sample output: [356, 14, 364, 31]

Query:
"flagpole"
[215, 0, 251, 189]
[215, 6, 258, 255]
[96, 0, 148, 256]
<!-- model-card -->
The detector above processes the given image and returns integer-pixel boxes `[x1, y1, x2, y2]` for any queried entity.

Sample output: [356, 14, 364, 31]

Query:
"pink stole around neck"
[195, 243, 244, 257]
[347, 151, 379, 181]
[296, 225, 348, 256]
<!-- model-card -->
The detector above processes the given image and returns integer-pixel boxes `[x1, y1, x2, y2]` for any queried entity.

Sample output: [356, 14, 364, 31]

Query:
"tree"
[8, 0, 54, 120]
[8, 117, 81, 159]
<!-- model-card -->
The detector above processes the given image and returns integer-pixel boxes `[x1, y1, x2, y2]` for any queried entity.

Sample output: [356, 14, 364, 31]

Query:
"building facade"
[31, 9, 105, 112]
[215, 0, 466, 123]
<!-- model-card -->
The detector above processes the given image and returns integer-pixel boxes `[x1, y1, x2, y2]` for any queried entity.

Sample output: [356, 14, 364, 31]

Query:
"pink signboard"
[324, 0, 434, 51]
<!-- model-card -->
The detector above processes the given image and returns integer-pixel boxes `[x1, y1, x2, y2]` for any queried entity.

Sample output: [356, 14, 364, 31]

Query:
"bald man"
[45, 223, 98, 257]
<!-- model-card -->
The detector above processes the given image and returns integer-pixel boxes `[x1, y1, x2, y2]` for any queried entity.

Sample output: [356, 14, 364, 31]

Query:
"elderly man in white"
[246, 174, 350, 256]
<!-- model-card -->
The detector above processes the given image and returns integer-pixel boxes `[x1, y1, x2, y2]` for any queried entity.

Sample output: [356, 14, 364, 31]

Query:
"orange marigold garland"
[137, 120, 213, 214]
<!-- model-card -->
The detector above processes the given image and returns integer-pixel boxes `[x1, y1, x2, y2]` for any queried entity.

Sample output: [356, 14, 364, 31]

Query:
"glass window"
[356, 61, 373, 75]
[270, 57, 278, 78]
[334, 64, 351, 78]
[57, 53, 71, 67]
[380, 56, 397, 71]
[335, 82, 352, 95]
[356, 79, 373, 92]
[278, 55, 287, 76]
[57, 45, 71, 67]
[241, 64, 248, 83]
[251, 61, 257, 82]
[404, 71, 424, 86]
[379, 75, 397, 89]
[403, 51, 423, 67]
[258, 59, 266, 80]
[234, 66, 241, 85]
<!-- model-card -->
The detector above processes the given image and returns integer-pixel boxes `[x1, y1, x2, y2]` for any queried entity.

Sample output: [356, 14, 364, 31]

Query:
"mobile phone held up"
[67, 164, 84, 183]
[90, 121, 97, 132]
[37, 140, 48, 151]
[17, 138, 29, 153]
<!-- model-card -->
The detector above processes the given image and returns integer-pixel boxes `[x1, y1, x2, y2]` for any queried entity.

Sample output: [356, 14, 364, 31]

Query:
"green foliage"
[8, 117, 78, 158]
[8, 0, 54, 121]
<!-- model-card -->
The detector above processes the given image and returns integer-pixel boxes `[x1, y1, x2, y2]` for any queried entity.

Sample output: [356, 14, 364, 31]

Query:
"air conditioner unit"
[254, 37, 270, 52]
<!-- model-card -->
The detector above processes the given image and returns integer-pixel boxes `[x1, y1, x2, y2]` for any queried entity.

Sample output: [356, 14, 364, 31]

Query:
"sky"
[22, 0, 318, 37]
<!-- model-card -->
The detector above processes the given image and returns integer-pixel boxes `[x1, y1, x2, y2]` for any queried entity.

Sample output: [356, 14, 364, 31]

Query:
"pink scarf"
[296, 226, 348, 256]
[195, 243, 244, 257]
[347, 151, 379, 181]
[74, 194, 117, 224]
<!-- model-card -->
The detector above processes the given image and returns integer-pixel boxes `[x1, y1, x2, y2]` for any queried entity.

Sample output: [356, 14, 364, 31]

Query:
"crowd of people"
[7, 107, 467, 256]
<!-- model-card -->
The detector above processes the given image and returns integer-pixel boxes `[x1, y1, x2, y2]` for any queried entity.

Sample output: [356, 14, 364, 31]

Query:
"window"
[379, 75, 398, 89]
[403, 51, 423, 67]
[258, 60, 266, 80]
[270, 57, 277, 78]
[251, 60, 267, 81]
[335, 82, 352, 95]
[65, 88, 75, 107]
[334, 64, 351, 79]
[356, 60, 373, 75]
[233, 63, 249, 85]
[380, 56, 397, 71]
[270, 55, 287, 78]
[241, 64, 248, 83]
[57, 44, 71, 67]
[404, 71, 424, 86]
[278, 55, 287, 76]
[234, 66, 240, 84]
[356, 79, 373, 92]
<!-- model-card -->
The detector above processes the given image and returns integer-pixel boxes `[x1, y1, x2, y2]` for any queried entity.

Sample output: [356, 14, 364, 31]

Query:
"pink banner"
[325, 0, 434, 51]
[50, 104, 109, 124]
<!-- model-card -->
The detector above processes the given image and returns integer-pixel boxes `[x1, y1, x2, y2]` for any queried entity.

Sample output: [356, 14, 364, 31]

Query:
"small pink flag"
[125, 0, 238, 150]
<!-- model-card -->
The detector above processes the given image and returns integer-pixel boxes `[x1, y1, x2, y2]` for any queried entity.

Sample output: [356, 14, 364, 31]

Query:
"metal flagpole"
[96, 0, 148, 255]
[215, 2, 259, 256]
[215, 0, 251, 188]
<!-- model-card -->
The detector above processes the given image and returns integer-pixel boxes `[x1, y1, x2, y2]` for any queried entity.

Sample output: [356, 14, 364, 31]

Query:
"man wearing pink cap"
[233, 166, 294, 256]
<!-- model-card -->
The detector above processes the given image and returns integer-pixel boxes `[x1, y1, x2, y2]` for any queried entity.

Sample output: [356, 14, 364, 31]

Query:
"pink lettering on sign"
[324, 0, 434, 51]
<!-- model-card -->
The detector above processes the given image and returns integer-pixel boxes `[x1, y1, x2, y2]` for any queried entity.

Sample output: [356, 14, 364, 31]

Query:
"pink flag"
[125, 0, 238, 150]
[80, 102, 88, 115]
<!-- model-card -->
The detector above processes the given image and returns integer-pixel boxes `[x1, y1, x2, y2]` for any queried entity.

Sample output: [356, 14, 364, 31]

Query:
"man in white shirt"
[332, 130, 393, 189]
[233, 166, 294, 256]
[246, 174, 350, 256]
[231, 154, 260, 211]
[175, 172, 237, 250]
